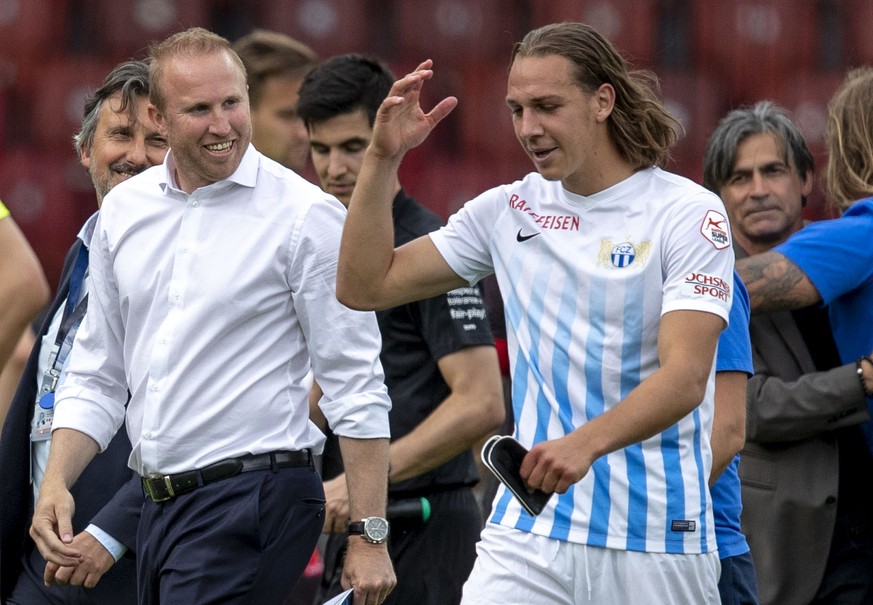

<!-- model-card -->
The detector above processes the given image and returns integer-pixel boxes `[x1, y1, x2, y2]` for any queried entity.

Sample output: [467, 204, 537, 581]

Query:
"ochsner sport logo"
[700, 210, 730, 250]
[684, 272, 731, 302]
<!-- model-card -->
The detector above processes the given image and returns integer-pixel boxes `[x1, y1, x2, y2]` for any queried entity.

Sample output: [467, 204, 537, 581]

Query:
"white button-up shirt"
[53, 145, 390, 476]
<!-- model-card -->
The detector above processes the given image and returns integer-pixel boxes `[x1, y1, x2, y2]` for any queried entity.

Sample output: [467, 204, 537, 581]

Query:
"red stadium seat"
[395, 0, 520, 63]
[693, 0, 819, 102]
[258, 0, 373, 57]
[0, 0, 69, 60]
[529, 0, 660, 67]
[659, 69, 730, 184]
[0, 148, 95, 288]
[401, 151, 514, 220]
[774, 70, 845, 221]
[29, 58, 118, 149]
[842, 0, 873, 65]
[91, 0, 211, 58]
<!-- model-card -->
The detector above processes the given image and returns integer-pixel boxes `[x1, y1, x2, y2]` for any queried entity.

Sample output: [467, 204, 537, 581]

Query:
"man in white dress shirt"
[29, 27, 395, 605]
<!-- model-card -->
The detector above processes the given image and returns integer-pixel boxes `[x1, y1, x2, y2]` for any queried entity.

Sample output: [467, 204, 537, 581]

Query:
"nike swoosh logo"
[516, 229, 540, 242]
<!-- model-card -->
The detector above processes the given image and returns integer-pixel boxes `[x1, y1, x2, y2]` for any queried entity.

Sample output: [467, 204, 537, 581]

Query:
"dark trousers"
[138, 465, 324, 605]
[8, 547, 138, 605]
[317, 487, 482, 605]
[718, 551, 760, 605]
[813, 510, 873, 604]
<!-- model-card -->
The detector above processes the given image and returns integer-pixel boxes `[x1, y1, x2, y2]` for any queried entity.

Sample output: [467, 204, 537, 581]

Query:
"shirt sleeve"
[661, 193, 734, 324]
[84, 524, 128, 562]
[716, 272, 753, 375]
[53, 212, 129, 451]
[0, 200, 9, 219]
[429, 186, 504, 285]
[291, 198, 391, 439]
[774, 209, 873, 305]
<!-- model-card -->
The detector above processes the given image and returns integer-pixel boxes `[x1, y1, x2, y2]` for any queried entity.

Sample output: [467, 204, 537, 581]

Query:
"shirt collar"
[159, 144, 260, 194]
[78, 212, 99, 249]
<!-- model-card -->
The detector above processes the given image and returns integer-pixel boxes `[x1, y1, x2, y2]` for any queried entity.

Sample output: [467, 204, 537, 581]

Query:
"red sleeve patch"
[700, 210, 730, 250]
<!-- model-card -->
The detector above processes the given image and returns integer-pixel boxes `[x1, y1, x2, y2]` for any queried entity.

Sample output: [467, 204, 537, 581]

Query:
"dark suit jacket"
[0, 238, 142, 603]
[737, 246, 870, 605]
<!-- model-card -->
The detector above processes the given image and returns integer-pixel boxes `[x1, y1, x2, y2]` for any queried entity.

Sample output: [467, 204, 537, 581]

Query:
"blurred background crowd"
[1, 0, 870, 287]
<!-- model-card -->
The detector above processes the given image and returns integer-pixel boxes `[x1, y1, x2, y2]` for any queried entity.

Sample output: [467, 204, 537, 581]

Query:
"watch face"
[364, 517, 390, 542]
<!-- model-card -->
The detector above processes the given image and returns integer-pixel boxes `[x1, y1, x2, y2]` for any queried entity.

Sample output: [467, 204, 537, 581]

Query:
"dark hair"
[511, 22, 679, 169]
[74, 60, 151, 156]
[296, 54, 395, 128]
[825, 66, 873, 211]
[149, 27, 244, 112]
[702, 101, 813, 202]
[232, 29, 318, 108]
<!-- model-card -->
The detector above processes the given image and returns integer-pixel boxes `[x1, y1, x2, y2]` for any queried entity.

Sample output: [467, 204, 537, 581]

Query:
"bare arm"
[388, 345, 504, 483]
[0, 327, 36, 433]
[521, 310, 724, 494]
[337, 436, 396, 605]
[0, 216, 50, 370]
[337, 61, 462, 311]
[735, 251, 821, 313]
[30, 428, 100, 567]
[710, 371, 747, 485]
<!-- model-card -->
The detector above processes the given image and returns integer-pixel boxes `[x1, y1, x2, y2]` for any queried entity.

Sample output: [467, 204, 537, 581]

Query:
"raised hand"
[369, 60, 458, 160]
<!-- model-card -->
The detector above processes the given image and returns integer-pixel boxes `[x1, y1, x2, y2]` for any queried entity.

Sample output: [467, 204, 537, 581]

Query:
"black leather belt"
[142, 449, 312, 503]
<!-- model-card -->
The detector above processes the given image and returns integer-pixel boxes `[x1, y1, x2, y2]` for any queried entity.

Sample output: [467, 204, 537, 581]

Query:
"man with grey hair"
[704, 100, 873, 604]
[0, 59, 168, 604]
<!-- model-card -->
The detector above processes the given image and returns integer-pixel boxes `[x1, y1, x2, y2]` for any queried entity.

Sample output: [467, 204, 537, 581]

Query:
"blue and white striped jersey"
[431, 168, 734, 554]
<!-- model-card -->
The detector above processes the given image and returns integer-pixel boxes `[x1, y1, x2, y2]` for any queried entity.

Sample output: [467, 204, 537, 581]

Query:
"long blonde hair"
[825, 66, 873, 211]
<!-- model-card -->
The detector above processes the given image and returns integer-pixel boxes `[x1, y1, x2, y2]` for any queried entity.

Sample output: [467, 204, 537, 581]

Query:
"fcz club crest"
[597, 240, 652, 268]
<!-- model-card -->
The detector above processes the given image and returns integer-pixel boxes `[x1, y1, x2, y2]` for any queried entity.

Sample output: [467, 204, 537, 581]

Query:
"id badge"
[31, 371, 58, 442]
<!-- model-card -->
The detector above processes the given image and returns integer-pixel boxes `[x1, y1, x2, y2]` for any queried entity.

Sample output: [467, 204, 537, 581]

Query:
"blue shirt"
[775, 199, 873, 400]
[711, 273, 753, 558]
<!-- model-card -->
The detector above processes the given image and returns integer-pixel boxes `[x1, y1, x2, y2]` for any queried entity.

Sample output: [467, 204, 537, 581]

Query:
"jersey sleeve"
[660, 193, 734, 325]
[429, 185, 505, 284]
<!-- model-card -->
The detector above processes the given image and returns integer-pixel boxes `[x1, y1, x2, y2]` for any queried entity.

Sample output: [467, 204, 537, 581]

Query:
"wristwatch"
[347, 516, 390, 544]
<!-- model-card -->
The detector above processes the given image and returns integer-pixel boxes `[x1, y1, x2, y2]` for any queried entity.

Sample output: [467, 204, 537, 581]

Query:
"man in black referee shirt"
[297, 54, 505, 605]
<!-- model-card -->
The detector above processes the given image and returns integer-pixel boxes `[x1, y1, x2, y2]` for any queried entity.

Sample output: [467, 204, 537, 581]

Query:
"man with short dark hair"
[297, 54, 504, 605]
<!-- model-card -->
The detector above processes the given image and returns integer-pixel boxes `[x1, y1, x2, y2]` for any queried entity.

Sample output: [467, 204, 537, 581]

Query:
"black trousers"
[813, 509, 873, 604]
[8, 546, 137, 605]
[138, 464, 324, 605]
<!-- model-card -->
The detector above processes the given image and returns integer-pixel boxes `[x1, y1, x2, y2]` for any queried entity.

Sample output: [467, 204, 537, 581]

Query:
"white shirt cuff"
[84, 524, 127, 562]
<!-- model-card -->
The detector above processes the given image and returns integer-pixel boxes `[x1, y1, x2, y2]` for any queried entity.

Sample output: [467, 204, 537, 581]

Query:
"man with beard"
[0, 59, 168, 604]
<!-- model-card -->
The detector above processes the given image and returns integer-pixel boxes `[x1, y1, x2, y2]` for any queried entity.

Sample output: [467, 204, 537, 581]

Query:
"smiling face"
[81, 91, 168, 206]
[149, 49, 251, 194]
[720, 132, 812, 254]
[308, 108, 372, 207]
[506, 54, 617, 196]
[251, 73, 309, 172]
